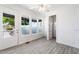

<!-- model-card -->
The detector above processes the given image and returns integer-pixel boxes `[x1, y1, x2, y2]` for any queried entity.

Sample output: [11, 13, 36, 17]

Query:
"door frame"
[47, 14, 56, 40]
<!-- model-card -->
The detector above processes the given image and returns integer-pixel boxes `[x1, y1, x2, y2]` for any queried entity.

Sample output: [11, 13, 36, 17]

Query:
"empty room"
[0, 4, 79, 54]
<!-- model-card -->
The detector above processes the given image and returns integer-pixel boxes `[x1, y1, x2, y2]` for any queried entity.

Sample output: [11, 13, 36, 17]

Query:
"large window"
[3, 13, 15, 38]
[38, 19, 42, 32]
[21, 17, 29, 35]
[32, 19, 38, 34]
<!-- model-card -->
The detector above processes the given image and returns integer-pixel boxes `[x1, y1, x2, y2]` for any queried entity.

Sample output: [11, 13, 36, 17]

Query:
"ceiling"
[21, 4, 67, 12]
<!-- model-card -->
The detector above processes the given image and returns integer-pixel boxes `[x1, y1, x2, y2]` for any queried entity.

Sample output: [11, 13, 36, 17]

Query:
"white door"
[0, 12, 18, 50]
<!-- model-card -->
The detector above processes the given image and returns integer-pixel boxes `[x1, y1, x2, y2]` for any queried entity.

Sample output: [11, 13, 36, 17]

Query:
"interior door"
[49, 15, 56, 40]
[0, 13, 18, 50]
[53, 15, 56, 38]
[49, 16, 53, 40]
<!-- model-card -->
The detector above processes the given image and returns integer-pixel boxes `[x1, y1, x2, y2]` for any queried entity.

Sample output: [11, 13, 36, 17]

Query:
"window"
[3, 13, 15, 38]
[32, 19, 38, 34]
[38, 19, 42, 32]
[21, 17, 29, 35]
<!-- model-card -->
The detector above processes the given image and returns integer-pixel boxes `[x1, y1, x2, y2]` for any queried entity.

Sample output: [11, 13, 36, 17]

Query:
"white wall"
[47, 5, 79, 48]
[43, 13, 48, 37]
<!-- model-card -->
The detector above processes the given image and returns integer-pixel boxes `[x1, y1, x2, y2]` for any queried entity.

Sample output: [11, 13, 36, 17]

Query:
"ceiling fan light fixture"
[39, 4, 49, 12]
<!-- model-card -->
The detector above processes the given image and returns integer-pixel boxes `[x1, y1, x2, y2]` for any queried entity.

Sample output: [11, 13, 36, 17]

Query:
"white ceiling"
[21, 4, 67, 12]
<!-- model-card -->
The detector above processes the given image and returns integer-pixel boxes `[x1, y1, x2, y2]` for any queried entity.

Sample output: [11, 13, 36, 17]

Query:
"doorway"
[49, 15, 56, 40]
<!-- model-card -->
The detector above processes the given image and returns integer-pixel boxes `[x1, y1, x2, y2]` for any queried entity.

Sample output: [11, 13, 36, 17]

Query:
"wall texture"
[47, 5, 79, 48]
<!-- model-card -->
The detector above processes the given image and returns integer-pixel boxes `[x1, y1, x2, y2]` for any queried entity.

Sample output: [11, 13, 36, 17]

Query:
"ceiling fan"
[38, 4, 50, 12]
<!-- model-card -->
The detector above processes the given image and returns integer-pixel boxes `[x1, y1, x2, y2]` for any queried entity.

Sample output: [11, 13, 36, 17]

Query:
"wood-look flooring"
[0, 38, 79, 54]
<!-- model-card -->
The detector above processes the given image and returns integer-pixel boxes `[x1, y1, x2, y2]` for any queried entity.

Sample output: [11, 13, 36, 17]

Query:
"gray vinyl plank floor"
[0, 38, 79, 54]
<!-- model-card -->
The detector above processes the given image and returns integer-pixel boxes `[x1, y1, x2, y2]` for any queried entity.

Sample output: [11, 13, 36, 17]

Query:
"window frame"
[20, 16, 30, 36]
